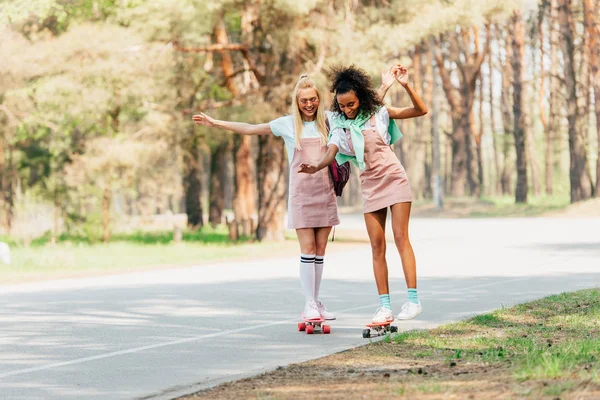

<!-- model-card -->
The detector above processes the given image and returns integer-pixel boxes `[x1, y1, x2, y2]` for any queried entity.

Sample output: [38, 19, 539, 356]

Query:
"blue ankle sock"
[379, 294, 391, 309]
[407, 288, 419, 304]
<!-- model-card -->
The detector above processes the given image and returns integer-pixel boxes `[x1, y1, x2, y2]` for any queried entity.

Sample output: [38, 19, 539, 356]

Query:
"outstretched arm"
[298, 144, 339, 174]
[386, 65, 428, 119]
[192, 112, 272, 135]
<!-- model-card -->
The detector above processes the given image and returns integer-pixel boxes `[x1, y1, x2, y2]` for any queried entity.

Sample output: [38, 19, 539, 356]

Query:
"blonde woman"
[192, 75, 339, 321]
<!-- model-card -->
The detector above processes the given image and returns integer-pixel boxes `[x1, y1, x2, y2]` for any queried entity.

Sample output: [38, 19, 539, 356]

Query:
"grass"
[2, 224, 253, 247]
[403, 194, 575, 219]
[0, 225, 301, 284]
[472, 195, 572, 217]
[185, 288, 600, 399]
[390, 288, 600, 385]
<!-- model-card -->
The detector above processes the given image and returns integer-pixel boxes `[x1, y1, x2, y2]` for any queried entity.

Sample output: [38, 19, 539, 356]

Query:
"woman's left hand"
[394, 64, 409, 86]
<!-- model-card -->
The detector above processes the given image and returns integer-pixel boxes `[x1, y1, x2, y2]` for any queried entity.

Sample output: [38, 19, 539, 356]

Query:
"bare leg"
[296, 228, 317, 255]
[363, 209, 389, 294]
[314, 226, 332, 256]
[390, 202, 416, 288]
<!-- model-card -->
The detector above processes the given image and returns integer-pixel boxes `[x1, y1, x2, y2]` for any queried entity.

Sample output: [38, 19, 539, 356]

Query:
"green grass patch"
[467, 195, 570, 217]
[391, 288, 600, 383]
[0, 226, 299, 284]
[12, 225, 253, 247]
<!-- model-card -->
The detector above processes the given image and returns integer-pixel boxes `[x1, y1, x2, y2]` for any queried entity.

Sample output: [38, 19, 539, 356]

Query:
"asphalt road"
[1, 217, 598, 399]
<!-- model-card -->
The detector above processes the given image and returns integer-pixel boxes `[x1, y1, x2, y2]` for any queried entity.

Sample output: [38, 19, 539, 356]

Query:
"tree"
[499, 27, 514, 196]
[433, 25, 490, 197]
[584, 0, 600, 196]
[510, 10, 528, 203]
[487, 24, 503, 195]
[208, 140, 229, 227]
[558, 0, 594, 202]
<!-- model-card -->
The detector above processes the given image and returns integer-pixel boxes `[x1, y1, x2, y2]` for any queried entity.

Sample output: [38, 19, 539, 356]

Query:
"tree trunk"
[215, 17, 238, 98]
[411, 44, 427, 199]
[209, 141, 229, 228]
[183, 132, 204, 228]
[450, 117, 469, 196]
[233, 135, 257, 236]
[511, 11, 528, 203]
[538, 10, 549, 197]
[527, 38, 541, 197]
[584, 0, 600, 196]
[579, 0, 594, 197]
[424, 40, 434, 199]
[256, 135, 287, 241]
[0, 109, 10, 233]
[596, 86, 600, 197]
[433, 27, 489, 197]
[546, 0, 561, 195]
[467, 106, 479, 197]
[430, 39, 444, 209]
[102, 178, 112, 243]
[558, 0, 594, 202]
[223, 4, 261, 236]
[52, 177, 60, 245]
[477, 55, 485, 196]
[0, 128, 5, 232]
[213, 12, 259, 235]
[6, 144, 14, 233]
[488, 27, 502, 195]
[173, 26, 204, 229]
[500, 29, 514, 195]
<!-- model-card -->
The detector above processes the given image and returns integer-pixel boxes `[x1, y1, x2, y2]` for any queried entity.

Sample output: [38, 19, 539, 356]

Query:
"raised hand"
[192, 112, 216, 127]
[394, 64, 409, 86]
[298, 163, 319, 174]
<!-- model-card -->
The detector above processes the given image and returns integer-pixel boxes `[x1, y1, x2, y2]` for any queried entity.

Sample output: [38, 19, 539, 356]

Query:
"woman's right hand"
[381, 65, 397, 90]
[298, 163, 319, 174]
[192, 112, 216, 127]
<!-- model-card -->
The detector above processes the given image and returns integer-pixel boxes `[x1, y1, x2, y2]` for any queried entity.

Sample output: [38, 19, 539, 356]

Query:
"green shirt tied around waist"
[329, 107, 403, 171]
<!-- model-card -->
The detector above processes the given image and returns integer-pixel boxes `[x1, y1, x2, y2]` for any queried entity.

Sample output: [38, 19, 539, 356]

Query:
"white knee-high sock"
[299, 254, 316, 302]
[314, 255, 324, 300]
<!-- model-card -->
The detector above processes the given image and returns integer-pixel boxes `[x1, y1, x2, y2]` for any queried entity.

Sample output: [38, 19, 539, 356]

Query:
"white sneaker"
[396, 301, 422, 320]
[303, 300, 321, 320]
[372, 306, 394, 324]
[316, 300, 336, 320]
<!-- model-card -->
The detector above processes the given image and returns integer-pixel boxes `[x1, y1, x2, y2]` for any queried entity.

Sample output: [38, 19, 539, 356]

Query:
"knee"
[370, 239, 386, 259]
[393, 230, 410, 251]
[315, 243, 327, 255]
[301, 244, 316, 255]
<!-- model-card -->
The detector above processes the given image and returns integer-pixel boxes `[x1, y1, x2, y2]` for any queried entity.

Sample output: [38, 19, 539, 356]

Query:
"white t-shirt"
[269, 115, 325, 164]
[327, 108, 391, 156]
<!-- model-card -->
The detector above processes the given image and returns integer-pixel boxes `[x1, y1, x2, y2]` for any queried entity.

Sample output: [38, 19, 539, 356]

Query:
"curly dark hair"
[327, 64, 383, 118]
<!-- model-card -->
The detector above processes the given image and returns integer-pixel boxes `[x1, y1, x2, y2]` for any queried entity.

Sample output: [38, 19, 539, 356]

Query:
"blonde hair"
[291, 74, 328, 150]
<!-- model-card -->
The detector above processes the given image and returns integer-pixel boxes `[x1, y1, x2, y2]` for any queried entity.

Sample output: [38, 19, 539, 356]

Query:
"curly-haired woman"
[299, 64, 428, 324]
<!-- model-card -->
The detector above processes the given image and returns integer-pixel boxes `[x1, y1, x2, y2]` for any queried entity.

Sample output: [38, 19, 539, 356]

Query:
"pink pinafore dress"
[346, 116, 413, 213]
[288, 138, 340, 229]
